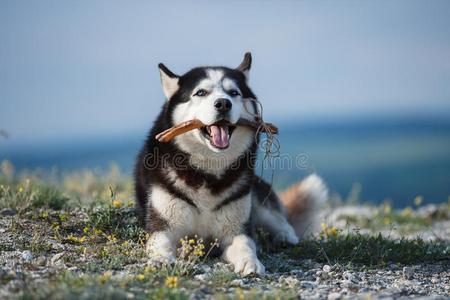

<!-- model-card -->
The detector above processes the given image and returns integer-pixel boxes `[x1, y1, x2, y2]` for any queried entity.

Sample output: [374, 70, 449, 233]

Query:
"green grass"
[334, 203, 450, 235]
[87, 205, 147, 241]
[1, 160, 449, 299]
[283, 234, 449, 267]
[18, 272, 190, 300]
[0, 179, 68, 211]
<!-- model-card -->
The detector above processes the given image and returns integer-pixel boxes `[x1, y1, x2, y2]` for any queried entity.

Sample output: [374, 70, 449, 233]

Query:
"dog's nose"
[214, 98, 232, 112]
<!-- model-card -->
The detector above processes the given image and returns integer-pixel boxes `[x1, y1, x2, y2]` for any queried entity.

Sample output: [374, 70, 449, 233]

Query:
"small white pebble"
[343, 271, 359, 283]
[50, 252, 66, 265]
[282, 276, 299, 288]
[230, 279, 247, 286]
[328, 292, 341, 300]
[342, 280, 359, 291]
[323, 264, 331, 273]
[403, 267, 414, 279]
[35, 256, 47, 266]
[200, 264, 212, 273]
[21, 250, 33, 262]
[194, 273, 208, 282]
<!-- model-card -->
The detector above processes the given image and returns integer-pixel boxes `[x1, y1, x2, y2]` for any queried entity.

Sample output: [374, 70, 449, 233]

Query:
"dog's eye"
[194, 89, 208, 97]
[229, 90, 240, 97]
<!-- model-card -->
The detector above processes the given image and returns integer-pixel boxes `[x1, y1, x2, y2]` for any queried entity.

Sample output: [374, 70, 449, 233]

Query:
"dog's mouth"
[200, 122, 236, 150]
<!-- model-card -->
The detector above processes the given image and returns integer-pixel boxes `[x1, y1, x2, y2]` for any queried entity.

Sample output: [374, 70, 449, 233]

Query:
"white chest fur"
[149, 178, 251, 241]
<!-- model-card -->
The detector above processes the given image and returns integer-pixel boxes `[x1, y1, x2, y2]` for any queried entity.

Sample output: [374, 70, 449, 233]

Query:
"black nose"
[214, 98, 232, 112]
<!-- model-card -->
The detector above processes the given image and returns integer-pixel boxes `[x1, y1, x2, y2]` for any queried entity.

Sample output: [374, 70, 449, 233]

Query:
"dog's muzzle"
[214, 98, 232, 113]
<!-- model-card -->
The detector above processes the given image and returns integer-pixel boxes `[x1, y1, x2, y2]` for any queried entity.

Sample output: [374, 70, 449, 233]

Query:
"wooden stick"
[155, 119, 204, 142]
[155, 118, 278, 142]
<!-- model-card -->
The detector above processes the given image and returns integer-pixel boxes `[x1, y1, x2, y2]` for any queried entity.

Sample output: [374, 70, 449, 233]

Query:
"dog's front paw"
[273, 228, 299, 245]
[147, 252, 176, 266]
[146, 238, 176, 265]
[233, 256, 265, 277]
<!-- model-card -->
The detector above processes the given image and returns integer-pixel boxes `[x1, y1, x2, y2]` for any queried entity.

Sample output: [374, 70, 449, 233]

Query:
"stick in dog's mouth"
[155, 118, 278, 143]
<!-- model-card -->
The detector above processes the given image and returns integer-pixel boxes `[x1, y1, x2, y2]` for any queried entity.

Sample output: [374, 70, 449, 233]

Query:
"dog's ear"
[158, 63, 179, 100]
[236, 52, 252, 80]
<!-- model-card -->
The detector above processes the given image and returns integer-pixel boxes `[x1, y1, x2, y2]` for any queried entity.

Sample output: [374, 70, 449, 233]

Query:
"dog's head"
[158, 53, 259, 161]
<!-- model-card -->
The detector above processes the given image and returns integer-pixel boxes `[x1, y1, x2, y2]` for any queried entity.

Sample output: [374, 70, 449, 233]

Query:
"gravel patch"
[1, 207, 449, 299]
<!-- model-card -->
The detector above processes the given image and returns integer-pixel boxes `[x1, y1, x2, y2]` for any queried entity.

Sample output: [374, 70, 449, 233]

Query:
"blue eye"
[194, 89, 208, 97]
[229, 90, 240, 97]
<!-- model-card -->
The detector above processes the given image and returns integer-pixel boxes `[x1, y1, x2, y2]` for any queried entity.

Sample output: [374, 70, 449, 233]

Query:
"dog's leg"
[146, 230, 177, 263]
[145, 185, 196, 263]
[253, 201, 299, 245]
[222, 234, 265, 276]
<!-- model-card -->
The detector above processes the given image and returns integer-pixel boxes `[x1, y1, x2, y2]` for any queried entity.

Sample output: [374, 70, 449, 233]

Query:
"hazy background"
[1, 0, 450, 206]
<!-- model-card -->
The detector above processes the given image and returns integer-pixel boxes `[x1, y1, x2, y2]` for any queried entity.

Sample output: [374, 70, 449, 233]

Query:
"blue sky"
[1, 0, 450, 143]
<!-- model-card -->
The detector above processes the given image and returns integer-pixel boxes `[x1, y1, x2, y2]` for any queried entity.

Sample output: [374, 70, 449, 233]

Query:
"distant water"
[2, 118, 450, 207]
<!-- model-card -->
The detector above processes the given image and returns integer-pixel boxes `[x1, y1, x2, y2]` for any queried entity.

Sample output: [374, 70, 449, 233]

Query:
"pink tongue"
[209, 125, 229, 148]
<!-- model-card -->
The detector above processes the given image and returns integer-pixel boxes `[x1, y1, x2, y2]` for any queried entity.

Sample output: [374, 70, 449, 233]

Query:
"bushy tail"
[279, 174, 328, 238]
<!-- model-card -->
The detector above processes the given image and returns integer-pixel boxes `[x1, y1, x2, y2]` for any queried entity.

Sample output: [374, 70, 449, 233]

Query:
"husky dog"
[134, 53, 328, 276]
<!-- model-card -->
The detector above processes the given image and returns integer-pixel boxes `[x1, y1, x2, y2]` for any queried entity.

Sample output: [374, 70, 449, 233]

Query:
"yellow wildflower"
[237, 288, 244, 300]
[67, 235, 86, 244]
[59, 213, 68, 222]
[83, 227, 90, 234]
[401, 207, 413, 217]
[112, 199, 122, 208]
[101, 247, 109, 257]
[93, 228, 103, 235]
[193, 249, 205, 257]
[99, 271, 112, 283]
[328, 226, 338, 237]
[165, 276, 179, 288]
[414, 196, 423, 207]
[144, 265, 156, 273]
[136, 274, 145, 281]
[321, 223, 338, 238]
[107, 234, 117, 243]
[18, 186, 24, 193]
[52, 222, 60, 230]
[139, 233, 149, 246]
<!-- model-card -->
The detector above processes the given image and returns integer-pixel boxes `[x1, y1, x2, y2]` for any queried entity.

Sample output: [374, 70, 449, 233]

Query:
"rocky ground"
[1, 205, 449, 300]
[0, 163, 449, 299]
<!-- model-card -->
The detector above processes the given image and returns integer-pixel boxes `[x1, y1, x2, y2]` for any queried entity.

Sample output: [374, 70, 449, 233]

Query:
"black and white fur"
[134, 53, 328, 276]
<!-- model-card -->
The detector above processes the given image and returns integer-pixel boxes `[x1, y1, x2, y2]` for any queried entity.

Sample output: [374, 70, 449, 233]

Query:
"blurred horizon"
[1, 113, 450, 148]
[3, 116, 450, 208]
